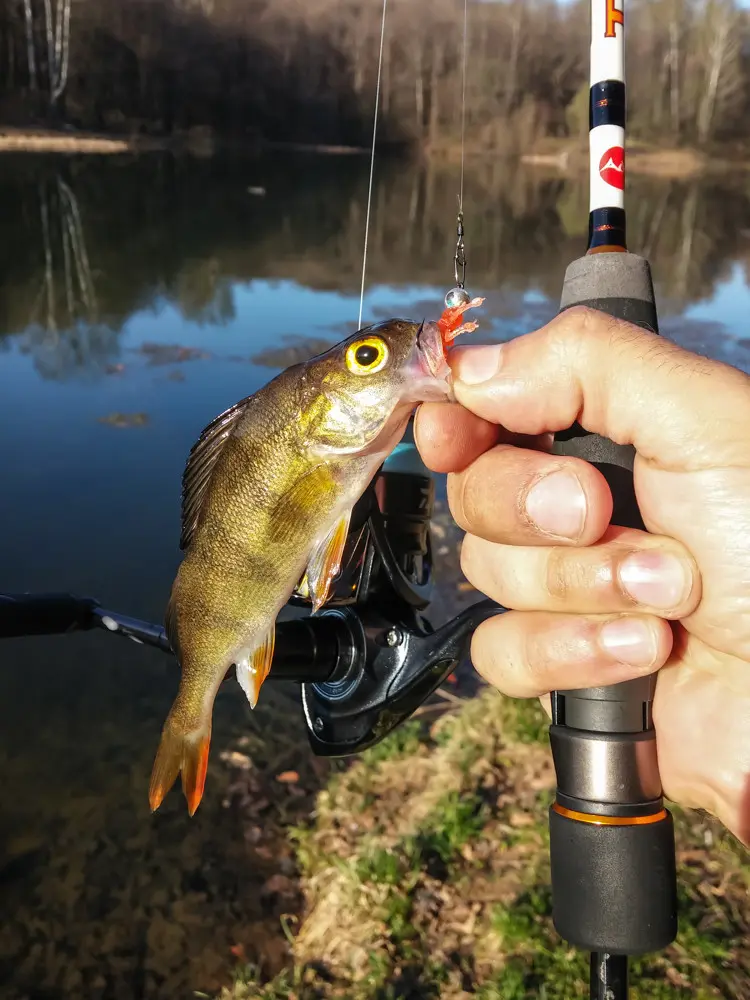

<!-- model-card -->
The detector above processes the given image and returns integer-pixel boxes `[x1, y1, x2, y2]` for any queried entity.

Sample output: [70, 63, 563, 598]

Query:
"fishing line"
[357, 0, 388, 331]
[459, 0, 468, 216]
[449, 0, 469, 301]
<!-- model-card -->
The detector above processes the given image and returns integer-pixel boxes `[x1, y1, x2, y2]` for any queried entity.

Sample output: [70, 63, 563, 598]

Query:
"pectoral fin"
[306, 512, 351, 613]
[235, 626, 276, 709]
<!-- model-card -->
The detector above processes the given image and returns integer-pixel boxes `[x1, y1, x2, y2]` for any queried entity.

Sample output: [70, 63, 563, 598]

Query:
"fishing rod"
[548, 1, 678, 997]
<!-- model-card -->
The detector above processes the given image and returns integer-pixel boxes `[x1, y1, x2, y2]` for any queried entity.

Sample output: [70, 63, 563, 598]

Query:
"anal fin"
[306, 512, 351, 614]
[235, 626, 276, 709]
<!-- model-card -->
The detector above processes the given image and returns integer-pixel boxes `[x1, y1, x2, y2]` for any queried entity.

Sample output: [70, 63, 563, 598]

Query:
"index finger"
[414, 401, 554, 474]
[449, 306, 750, 469]
[414, 402, 499, 473]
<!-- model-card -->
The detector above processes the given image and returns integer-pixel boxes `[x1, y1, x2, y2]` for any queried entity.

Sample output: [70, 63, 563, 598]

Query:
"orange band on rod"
[552, 803, 668, 826]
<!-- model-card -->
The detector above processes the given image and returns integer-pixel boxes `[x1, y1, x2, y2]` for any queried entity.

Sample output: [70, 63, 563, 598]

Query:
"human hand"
[414, 307, 750, 845]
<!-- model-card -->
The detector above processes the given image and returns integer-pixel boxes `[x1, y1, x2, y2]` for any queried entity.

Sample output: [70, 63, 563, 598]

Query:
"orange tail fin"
[148, 719, 211, 817]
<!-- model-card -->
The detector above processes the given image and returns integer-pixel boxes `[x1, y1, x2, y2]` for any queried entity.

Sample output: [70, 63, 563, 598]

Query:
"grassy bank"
[3, 126, 750, 182]
[0, 127, 372, 158]
[517, 138, 750, 179]
[0, 127, 171, 154]
[210, 688, 750, 1000]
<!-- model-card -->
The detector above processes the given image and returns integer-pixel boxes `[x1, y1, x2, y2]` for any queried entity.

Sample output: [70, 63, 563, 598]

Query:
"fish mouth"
[416, 320, 449, 378]
[409, 320, 455, 401]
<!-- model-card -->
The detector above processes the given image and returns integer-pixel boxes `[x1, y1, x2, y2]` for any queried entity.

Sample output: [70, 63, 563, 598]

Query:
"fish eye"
[345, 336, 389, 375]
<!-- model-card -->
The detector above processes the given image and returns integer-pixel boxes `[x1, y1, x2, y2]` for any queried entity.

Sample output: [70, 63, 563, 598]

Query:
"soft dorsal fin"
[179, 396, 252, 550]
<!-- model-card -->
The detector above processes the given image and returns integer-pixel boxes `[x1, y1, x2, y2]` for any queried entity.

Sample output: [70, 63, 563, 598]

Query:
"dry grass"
[0, 128, 162, 154]
[627, 147, 710, 178]
[518, 138, 750, 179]
[210, 687, 750, 1000]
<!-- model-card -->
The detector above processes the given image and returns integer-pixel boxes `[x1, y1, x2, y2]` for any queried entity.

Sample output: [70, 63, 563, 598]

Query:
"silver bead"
[445, 286, 471, 309]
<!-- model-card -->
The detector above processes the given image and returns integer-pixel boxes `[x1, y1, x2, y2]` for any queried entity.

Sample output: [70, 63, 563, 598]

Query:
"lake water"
[0, 151, 749, 999]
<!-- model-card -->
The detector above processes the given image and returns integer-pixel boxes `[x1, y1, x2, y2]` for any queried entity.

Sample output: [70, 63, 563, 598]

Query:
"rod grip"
[0, 593, 97, 638]
[549, 252, 677, 954]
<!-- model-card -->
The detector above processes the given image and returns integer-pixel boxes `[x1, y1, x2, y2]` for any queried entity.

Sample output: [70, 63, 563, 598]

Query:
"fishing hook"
[454, 210, 466, 289]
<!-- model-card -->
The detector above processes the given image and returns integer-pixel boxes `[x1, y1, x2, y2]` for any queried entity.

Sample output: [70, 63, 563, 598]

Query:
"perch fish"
[149, 298, 484, 816]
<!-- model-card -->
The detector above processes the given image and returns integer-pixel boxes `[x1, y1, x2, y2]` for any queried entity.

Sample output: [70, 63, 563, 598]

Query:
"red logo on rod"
[599, 146, 624, 189]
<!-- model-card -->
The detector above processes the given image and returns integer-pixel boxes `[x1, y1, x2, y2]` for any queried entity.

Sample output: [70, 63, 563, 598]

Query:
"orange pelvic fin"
[235, 626, 276, 709]
[149, 722, 212, 817]
[306, 512, 351, 613]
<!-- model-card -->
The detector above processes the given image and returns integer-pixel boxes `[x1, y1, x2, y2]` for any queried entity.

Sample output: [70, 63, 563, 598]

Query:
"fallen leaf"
[276, 771, 299, 784]
[219, 751, 253, 770]
[97, 411, 150, 428]
[508, 810, 534, 828]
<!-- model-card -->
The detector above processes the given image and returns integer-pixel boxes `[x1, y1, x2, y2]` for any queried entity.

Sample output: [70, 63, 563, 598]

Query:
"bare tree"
[51, 0, 72, 103]
[22, 0, 37, 90]
[696, 0, 742, 143]
[1, 0, 750, 148]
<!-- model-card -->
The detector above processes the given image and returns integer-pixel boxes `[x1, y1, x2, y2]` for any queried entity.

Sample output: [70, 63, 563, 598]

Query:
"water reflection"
[1, 151, 750, 1000]
[1, 153, 749, 380]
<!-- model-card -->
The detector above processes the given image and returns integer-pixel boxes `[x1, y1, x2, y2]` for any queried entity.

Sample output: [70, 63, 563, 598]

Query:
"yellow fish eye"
[345, 336, 389, 375]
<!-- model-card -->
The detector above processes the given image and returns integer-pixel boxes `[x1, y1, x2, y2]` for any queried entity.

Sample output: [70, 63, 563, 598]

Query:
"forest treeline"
[0, 0, 749, 151]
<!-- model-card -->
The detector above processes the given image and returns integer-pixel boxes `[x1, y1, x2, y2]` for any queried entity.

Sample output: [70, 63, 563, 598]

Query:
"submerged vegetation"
[1, 0, 750, 154]
[211, 689, 750, 999]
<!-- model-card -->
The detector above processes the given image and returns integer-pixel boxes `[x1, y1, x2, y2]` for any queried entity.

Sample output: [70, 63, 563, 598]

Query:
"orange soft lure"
[436, 296, 485, 347]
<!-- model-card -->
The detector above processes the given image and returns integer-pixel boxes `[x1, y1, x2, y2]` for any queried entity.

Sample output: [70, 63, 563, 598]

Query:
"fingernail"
[453, 345, 504, 385]
[599, 618, 658, 668]
[618, 551, 689, 609]
[525, 470, 586, 539]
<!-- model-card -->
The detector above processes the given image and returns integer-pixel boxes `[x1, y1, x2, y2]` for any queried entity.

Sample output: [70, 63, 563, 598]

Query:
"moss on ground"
[212, 690, 750, 1000]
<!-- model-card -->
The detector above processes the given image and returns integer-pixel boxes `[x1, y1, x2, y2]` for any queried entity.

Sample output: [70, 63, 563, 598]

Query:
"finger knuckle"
[555, 305, 626, 362]
[522, 628, 553, 695]
[544, 548, 594, 603]
[458, 534, 475, 580]
[545, 548, 571, 601]
[469, 622, 501, 683]
[447, 471, 471, 530]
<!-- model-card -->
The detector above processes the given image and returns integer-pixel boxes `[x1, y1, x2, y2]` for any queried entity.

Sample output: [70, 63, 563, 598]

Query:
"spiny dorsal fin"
[179, 396, 252, 550]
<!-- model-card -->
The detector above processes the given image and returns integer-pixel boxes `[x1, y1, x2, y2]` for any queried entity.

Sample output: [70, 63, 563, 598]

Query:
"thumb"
[450, 306, 750, 469]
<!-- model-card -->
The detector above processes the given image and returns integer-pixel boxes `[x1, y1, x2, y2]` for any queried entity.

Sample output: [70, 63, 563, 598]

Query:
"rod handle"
[0, 592, 97, 638]
[549, 252, 678, 955]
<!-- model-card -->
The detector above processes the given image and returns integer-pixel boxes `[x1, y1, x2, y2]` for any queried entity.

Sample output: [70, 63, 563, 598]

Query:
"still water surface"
[0, 152, 749, 998]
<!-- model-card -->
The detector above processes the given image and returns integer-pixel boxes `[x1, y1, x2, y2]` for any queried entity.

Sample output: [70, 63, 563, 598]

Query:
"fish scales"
[169, 373, 341, 676]
[149, 304, 484, 816]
